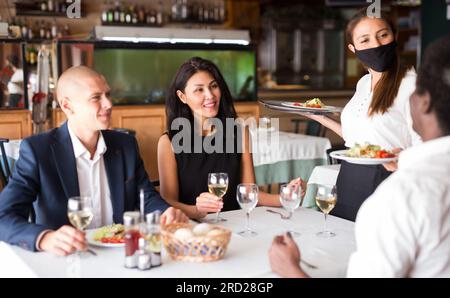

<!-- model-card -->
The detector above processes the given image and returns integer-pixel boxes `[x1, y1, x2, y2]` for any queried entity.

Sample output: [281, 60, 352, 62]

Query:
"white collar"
[399, 135, 450, 169]
[67, 122, 107, 160]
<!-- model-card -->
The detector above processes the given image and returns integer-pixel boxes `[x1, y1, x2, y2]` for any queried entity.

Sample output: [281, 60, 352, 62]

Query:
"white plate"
[329, 150, 398, 165]
[281, 102, 337, 112]
[86, 229, 125, 248]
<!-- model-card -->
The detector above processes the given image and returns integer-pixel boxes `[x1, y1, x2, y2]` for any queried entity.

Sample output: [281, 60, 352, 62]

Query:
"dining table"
[0, 206, 355, 278]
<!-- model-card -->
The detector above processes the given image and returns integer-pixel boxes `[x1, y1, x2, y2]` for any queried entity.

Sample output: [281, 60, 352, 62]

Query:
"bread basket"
[161, 223, 232, 262]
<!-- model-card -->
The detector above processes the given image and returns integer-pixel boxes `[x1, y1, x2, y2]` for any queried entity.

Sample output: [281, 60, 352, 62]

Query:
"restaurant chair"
[0, 138, 37, 223]
[291, 119, 326, 137]
[113, 128, 136, 137]
[0, 138, 12, 186]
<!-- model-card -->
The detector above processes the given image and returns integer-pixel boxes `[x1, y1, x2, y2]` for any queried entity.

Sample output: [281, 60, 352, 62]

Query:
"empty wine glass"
[208, 172, 229, 223]
[315, 185, 337, 238]
[67, 196, 93, 254]
[236, 183, 259, 237]
[279, 183, 303, 237]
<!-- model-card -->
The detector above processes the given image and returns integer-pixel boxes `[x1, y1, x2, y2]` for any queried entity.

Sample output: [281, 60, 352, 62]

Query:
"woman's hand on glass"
[287, 177, 306, 198]
[195, 192, 224, 216]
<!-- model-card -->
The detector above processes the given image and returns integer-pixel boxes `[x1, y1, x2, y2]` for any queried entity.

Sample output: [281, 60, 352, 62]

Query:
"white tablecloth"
[251, 129, 331, 167]
[0, 207, 355, 278]
[308, 165, 341, 186]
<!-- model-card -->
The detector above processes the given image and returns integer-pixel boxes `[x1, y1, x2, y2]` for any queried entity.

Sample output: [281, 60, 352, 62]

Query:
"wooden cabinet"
[235, 101, 260, 120]
[110, 105, 166, 181]
[0, 110, 32, 140]
[50, 102, 259, 180]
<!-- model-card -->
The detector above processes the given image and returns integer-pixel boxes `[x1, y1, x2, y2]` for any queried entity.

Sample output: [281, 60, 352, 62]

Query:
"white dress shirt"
[68, 124, 113, 229]
[341, 69, 422, 150]
[347, 136, 450, 277]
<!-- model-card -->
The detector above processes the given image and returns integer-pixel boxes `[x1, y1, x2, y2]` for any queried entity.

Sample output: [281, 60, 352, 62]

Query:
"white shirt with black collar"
[341, 69, 422, 150]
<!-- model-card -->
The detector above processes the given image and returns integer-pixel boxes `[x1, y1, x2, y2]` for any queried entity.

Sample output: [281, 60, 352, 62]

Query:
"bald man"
[0, 66, 188, 256]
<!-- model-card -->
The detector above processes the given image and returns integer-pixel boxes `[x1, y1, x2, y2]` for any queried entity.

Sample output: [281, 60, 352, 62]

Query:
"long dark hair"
[346, 8, 409, 116]
[165, 57, 237, 138]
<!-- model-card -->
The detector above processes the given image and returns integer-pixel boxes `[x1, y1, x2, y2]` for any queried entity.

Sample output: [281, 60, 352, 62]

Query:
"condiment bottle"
[123, 211, 140, 268]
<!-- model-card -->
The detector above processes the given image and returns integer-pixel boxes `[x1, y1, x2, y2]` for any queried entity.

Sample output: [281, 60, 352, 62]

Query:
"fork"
[301, 260, 318, 270]
[266, 209, 292, 219]
[86, 247, 97, 256]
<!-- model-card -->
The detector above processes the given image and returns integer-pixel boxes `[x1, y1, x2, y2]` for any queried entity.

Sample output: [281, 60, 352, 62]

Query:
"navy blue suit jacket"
[0, 122, 169, 251]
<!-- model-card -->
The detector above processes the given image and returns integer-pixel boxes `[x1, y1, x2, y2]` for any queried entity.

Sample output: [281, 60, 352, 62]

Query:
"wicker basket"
[161, 223, 232, 262]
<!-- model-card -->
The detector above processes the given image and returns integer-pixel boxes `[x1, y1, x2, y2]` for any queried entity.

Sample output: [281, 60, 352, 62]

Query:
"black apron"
[331, 161, 391, 221]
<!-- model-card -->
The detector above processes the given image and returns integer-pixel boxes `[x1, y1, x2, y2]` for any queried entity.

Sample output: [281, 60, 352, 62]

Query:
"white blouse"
[341, 69, 421, 150]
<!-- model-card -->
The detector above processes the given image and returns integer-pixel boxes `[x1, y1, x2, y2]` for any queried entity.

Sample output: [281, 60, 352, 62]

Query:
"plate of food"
[86, 224, 125, 248]
[281, 98, 338, 112]
[330, 143, 398, 165]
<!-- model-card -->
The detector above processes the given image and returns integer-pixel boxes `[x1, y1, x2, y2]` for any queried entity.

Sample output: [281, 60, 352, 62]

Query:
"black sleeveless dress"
[170, 128, 242, 212]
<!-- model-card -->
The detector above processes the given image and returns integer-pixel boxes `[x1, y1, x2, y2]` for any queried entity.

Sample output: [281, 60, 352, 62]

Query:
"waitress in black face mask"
[302, 9, 421, 221]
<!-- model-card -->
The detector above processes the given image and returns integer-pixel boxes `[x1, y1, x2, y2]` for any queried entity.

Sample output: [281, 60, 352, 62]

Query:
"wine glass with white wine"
[279, 183, 303, 237]
[208, 172, 229, 223]
[315, 185, 338, 238]
[67, 196, 94, 254]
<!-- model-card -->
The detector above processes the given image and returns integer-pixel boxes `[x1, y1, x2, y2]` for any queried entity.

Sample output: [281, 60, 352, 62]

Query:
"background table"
[251, 129, 331, 208]
[0, 207, 355, 278]
[308, 164, 340, 186]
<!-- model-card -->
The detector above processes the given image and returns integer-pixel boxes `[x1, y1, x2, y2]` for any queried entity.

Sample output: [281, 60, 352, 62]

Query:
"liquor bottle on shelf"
[47, 0, 54, 12]
[45, 23, 51, 39]
[41, 1, 47, 12]
[113, 1, 120, 23]
[181, 0, 188, 21]
[214, 0, 220, 22]
[51, 19, 58, 38]
[125, 5, 132, 24]
[63, 24, 69, 36]
[107, 1, 114, 24]
[60, 0, 67, 13]
[39, 21, 46, 39]
[219, 0, 226, 22]
[21, 25, 28, 39]
[150, 9, 157, 25]
[54, 0, 60, 13]
[156, 1, 164, 26]
[198, 2, 204, 22]
[131, 6, 138, 24]
[28, 22, 34, 40]
[171, 0, 178, 21]
[120, 3, 126, 23]
[138, 6, 146, 24]
[101, 1, 108, 24]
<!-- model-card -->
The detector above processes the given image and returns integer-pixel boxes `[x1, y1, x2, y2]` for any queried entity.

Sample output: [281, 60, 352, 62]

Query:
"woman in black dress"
[158, 57, 304, 219]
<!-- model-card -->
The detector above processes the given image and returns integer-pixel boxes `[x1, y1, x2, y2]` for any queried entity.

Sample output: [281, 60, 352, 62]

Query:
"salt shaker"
[146, 211, 162, 267]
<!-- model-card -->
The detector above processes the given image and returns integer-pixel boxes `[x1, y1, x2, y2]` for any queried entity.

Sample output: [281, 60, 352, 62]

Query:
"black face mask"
[354, 41, 397, 72]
